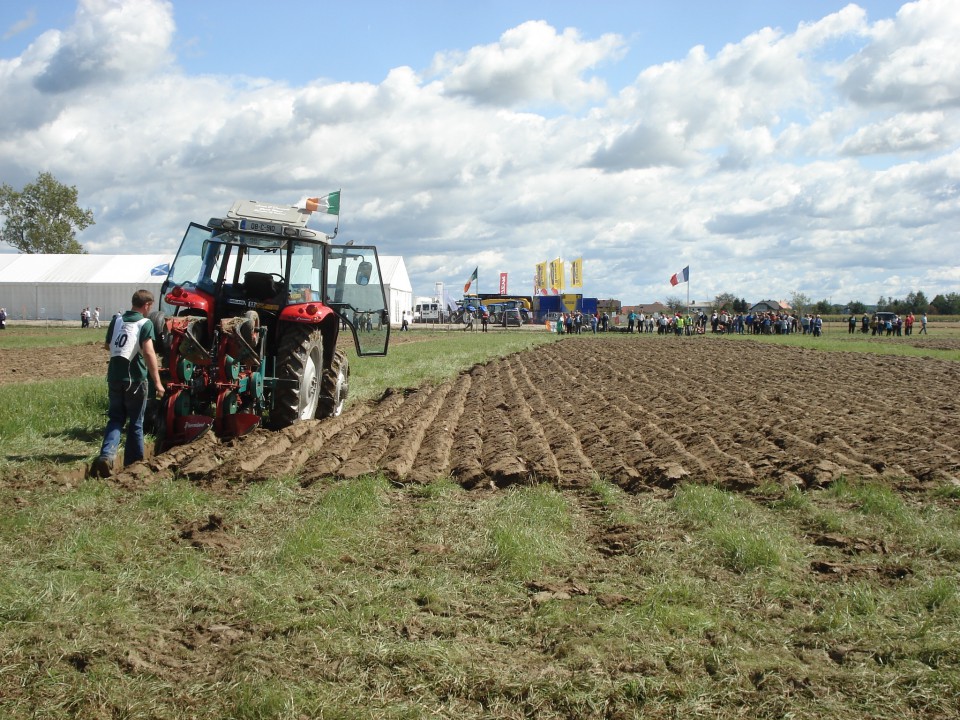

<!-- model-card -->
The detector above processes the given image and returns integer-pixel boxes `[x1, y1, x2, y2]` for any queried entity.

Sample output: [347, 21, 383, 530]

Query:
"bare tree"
[790, 291, 811, 317]
[713, 292, 739, 312]
[665, 296, 686, 313]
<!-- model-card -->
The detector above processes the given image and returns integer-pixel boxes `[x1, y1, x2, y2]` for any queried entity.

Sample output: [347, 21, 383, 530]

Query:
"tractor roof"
[226, 200, 312, 228]
[208, 200, 328, 243]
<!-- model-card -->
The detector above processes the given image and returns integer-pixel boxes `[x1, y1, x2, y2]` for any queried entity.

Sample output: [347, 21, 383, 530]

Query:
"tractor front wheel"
[318, 349, 349, 418]
[271, 326, 323, 428]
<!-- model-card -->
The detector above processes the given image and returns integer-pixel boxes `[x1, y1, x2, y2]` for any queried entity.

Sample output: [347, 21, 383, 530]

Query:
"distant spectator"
[0, 306, 6, 330]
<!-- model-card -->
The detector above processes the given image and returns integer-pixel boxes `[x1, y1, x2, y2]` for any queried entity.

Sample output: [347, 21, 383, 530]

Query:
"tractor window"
[239, 245, 285, 280]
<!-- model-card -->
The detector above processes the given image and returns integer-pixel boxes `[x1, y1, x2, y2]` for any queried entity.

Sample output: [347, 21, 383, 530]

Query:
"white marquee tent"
[378, 255, 413, 326]
[0, 254, 172, 321]
[0, 253, 412, 325]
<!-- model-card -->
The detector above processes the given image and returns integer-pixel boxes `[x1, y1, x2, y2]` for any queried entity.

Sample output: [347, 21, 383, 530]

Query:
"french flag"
[669, 266, 689, 286]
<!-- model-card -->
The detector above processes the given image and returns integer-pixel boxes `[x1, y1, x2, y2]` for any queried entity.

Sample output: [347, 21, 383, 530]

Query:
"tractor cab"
[160, 200, 389, 357]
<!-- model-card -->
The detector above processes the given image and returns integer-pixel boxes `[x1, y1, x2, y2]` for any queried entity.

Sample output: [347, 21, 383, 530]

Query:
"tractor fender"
[165, 285, 213, 316]
[279, 302, 335, 324]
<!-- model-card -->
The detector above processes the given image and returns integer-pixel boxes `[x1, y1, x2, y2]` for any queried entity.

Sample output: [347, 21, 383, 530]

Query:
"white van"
[414, 299, 441, 323]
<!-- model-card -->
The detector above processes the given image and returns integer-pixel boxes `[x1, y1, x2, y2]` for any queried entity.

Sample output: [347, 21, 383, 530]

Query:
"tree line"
[788, 292, 955, 317]
[878, 291, 960, 316]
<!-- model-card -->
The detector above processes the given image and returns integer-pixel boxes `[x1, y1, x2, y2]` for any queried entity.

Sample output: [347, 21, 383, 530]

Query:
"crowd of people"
[543, 309, 935, 338]
[602, 310, 813, 336]
[553, 312, 596, 334]
[577, 309, 937, 339]
[848, 312, 927, 336]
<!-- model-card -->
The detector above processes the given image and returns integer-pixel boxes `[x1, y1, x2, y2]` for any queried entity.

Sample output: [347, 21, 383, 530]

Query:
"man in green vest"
[90, 289, 165, 477]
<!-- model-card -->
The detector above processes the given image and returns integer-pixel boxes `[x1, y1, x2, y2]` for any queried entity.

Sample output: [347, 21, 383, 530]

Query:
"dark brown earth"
[101, 337, 960, 492]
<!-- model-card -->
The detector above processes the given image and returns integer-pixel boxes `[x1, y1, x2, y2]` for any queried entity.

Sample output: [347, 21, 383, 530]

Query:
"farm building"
[0, 253, 412, 326]
[623, 302, 669, 316]
[749, 299, 792, 314]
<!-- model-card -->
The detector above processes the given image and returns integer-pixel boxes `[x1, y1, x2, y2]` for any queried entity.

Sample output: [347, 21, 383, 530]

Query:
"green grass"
[4, 460, 960, 718]
[0, 324, 105, 349]
[672, 484, 799, 572]
[0, 376, 105, 468]
[484, 484, 581, 578]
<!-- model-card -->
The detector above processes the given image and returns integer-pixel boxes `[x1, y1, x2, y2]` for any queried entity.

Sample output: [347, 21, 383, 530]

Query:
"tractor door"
[324, 245, 390, 356]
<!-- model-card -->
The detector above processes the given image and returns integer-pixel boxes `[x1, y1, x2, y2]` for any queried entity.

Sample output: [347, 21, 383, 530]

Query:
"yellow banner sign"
[570, 257, 583, 288]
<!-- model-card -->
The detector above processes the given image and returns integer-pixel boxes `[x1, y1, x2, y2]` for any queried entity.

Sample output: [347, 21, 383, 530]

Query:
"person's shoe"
[90, 456, 114, 478]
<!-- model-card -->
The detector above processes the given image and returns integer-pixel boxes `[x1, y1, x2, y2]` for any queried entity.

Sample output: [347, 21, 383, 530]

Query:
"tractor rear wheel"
[318, 349, 349, 418]
[271, 325, 323, 428]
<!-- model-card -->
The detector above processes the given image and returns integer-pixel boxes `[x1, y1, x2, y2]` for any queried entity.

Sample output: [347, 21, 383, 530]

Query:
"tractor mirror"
[356, 260, 372, 286]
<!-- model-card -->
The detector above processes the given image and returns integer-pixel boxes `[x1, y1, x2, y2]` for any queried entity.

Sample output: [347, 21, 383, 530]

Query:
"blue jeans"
[99, 380, 148, 466]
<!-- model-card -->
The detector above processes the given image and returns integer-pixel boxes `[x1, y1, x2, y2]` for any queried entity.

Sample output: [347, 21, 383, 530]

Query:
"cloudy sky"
[1, 0, 958, 306]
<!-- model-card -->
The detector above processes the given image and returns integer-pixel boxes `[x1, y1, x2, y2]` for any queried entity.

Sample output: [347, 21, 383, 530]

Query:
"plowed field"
[117, 338, 960, 491]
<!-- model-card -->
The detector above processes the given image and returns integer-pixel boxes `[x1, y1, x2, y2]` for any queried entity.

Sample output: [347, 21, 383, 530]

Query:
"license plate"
[241, 219, 281, 234]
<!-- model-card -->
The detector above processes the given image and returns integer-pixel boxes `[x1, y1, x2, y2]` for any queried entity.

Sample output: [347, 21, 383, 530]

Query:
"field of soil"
[99, 337, 960, 493]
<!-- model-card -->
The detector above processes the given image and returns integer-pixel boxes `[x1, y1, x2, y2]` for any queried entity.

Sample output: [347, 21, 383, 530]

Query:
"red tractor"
[150, 198, 389, 450]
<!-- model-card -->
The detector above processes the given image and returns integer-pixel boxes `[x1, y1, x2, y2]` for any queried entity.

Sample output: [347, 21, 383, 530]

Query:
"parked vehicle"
[501, 308, 523, 326]
[413, 297, 442, 323]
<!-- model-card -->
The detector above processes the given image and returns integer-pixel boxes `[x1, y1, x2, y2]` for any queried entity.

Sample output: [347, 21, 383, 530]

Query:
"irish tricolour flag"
[298, 191, 341, 215]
